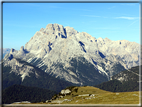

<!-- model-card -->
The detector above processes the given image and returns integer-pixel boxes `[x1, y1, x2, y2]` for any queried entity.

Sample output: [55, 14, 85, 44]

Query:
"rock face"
[2, 23, 140, 86]
[2, 58, 73, 92]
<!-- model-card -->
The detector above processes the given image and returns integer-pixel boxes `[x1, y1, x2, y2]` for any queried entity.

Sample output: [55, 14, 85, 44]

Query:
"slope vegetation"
[2, 84, 57, 104]
[95, 65, 141, 92]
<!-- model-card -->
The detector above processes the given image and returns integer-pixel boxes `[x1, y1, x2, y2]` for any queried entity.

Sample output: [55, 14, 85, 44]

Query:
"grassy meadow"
[11, 86, 140, 105]
[50, 86, 140, 104]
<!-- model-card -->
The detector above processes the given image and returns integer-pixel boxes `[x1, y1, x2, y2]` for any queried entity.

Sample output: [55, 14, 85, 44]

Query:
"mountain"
[2, 58, 74, 92]
[2, 84, 57, 104]
[0, 48, 10, 60]
[95, 65, 141, 92]
[2, 23, 140, 86]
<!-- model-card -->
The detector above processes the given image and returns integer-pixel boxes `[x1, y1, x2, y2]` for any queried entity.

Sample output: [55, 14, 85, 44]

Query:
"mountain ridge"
[2, 23, 140, 86]
[2, 57, 74, 92]
[95, 65, 141, 92]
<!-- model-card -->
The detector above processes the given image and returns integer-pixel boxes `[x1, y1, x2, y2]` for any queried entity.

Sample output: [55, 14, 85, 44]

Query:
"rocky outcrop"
[2, 56, 34, 81]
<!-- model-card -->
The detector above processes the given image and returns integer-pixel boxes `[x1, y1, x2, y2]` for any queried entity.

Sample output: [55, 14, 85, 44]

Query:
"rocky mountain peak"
[2, 23, 140, 86]
[104, 37, 111, 42]
[23, 23, 140, 69]
[20, 46, 24, 52]
[97, 37, 104, 41]
[64, 26, 78, 36]
[24, 24, 79, 54]
[45, 23, 64, 32]
[10, 48, 15, 54]
[43, 23, 66, 38]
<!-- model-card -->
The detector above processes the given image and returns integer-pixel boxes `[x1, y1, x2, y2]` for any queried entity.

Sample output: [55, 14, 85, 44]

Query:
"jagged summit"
[2, 23, 140, 86]
[20, 46, 24, 51]
[10, 48, 15, 54]
[24, 23, 97, 59]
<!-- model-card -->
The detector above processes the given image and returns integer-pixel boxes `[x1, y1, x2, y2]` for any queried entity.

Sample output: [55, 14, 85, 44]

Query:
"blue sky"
[3, 3, 140, 50]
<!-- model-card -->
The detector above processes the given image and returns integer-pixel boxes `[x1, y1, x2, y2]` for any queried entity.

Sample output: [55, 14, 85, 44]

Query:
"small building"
[61, 89, 71, 95]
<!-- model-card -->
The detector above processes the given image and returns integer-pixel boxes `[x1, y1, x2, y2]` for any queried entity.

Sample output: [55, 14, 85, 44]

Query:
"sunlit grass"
[14, 86, 140, 105]
[55, 86, 140, 104]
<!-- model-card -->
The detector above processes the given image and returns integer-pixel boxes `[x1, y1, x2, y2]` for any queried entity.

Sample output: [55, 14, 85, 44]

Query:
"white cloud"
[115, 16, 139, 20]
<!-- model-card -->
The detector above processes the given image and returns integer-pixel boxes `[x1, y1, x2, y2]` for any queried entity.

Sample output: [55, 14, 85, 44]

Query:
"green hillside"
[46, 86, 140, 104]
